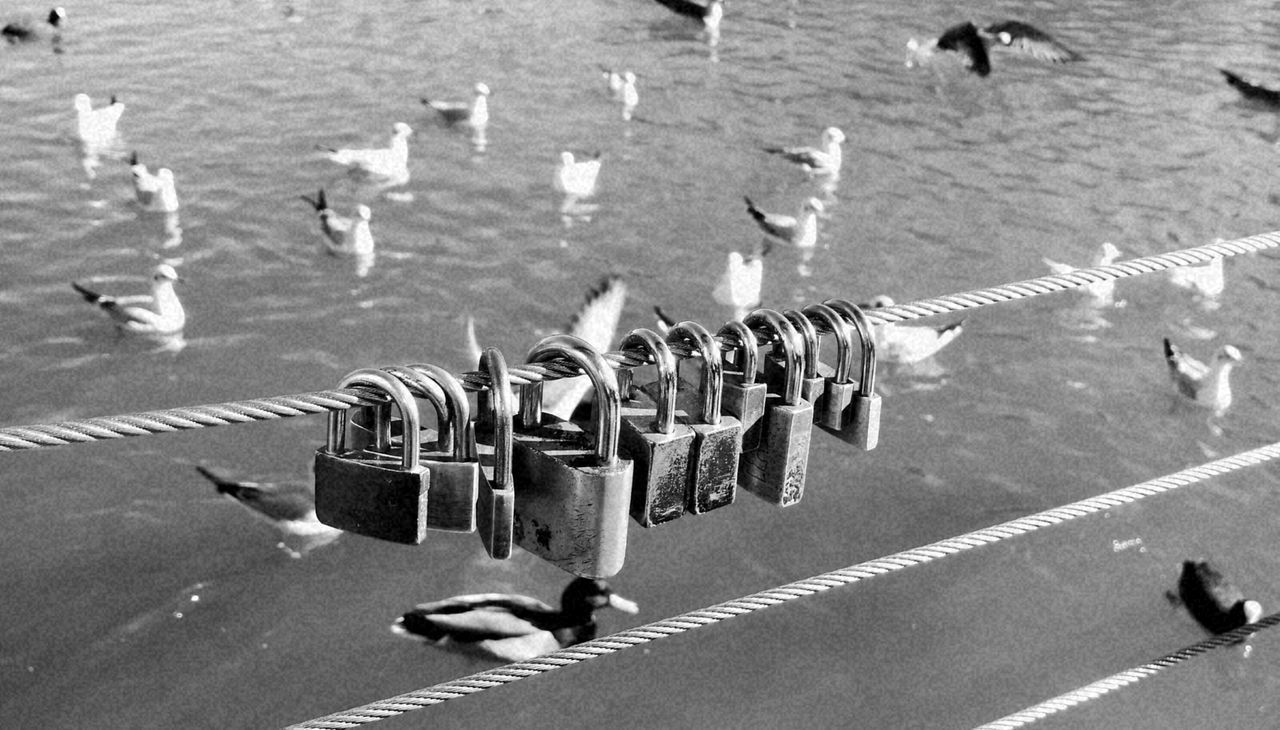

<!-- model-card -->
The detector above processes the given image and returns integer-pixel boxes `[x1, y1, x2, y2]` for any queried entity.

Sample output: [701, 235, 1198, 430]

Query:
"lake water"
[4, 0, 1280, 727]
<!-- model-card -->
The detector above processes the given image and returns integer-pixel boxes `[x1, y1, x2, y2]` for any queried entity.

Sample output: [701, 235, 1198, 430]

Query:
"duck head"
[561, 578, 639, 622]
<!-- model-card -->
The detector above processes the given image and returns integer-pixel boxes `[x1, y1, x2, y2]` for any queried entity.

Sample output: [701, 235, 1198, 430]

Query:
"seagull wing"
[982, 21, 1083, 63]
[936, 21, 991, 76]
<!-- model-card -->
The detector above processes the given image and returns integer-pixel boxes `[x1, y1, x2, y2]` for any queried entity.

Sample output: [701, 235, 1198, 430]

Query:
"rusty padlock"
[618, 328, 696, 528]
[737, 309, 813, 507]
[512, 334, 634, 578]
[474, 348, 516, 559]
[717, 319, 768, 452]
[384, 364, 480, 533]
[314, 368, 430, 544]
[763, 309, 825, 413]
[666, 320, 741, 515]
[825, 298, 881, 450]
[802, 302, 858, 432]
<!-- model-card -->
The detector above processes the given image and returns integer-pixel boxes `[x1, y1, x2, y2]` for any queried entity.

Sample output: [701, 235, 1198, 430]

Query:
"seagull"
[907, 20, 1083, 77]
[1174, 560, 1263, 635]
[421, 82, 490, 129]
[1043, 241, 1123, 306]
[1168, 251, 1225, 302]
[744, 196, 823, 248]
[72, 264, 186, 335]
[1163, 338, 1241, 416]
[612, 71, 639, 120]
[650, 0, 724, 36]
[862, 295, 965, 364]
[1220, 69, 1280, 108]
[763, 127, 846, 177]
[393, 578, 639, 662]
[321, 122, 413, 182]
[194, 465, 341, 558]
[2, 6, 64, 42]
[543, 275, 627, 420]
[712, 243, 769, 320]
[129, 152, 180, 213]
[554, 151, 602, 199]
[299, 189, 374, 257]
[74, 93, 125, 146]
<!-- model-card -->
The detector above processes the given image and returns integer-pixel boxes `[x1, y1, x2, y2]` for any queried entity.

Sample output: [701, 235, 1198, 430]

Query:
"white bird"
[543, 275, 627, 420]
[71, 264, 185, 335]
[1169, 250, 1226, 302]
[299, 189, 374, 257]
[194, 465, 341, 559]
[421, 82, 490, 129]
[764, 127, 846, 177]
[554, 151, 602, 199]
[1043, 241, 1123, 306]
[863, 295, 965, 364]
[129, 152, 180, 213]
[608, 71, 638, 121]
[321, 122, 413, 182]
[74, 93, 124, 146]
[3, 6, 64, 42]
[1163, 338, 1242, 416]
[712, 245, 768, 320]
[744, 196, 823, 248]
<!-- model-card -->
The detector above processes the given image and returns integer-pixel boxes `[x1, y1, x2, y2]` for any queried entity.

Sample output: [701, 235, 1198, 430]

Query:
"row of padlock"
[312, 300, 881, 579]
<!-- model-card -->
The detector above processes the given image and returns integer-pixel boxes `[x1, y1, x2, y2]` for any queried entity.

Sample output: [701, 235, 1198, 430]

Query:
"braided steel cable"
[976, 612, 1280, 729]
[286, 441, 1280, 729]
[2, 233, 1274, 452]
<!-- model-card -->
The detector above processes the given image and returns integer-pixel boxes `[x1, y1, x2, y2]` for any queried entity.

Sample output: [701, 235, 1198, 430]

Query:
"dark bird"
[650, 0, 724, 34]
[420, 82, 490, 127]
[907, 20, 1083, 77]
[2, 6, 64, 42]
[393, 578, 639, 662]
[194, 465, 341, 558]
[1220, 69, 1280, 108]
[1163, 338, 1241, 416]
[1176, 560, 1262, 634]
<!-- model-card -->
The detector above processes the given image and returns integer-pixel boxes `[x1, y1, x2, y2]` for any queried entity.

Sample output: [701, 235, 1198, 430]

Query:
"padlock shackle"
[382, 365, 450, 449]
[478, 347, 513, 488]
[388, 364, 473, 459]
[744, 308, 804, 405]
[717, 320, 759, 385]
[333, 368, 422, 470]
[668, 320, 722, 425]
[782, 309, 820, 379]
[525, 334, 622, 466]
[619, 328, 678, 435]
[801, 303, 855, 384]
[825, 299, 877, 394]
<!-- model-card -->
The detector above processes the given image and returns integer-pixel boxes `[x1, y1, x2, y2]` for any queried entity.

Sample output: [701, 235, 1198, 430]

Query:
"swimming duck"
[321, 122, 413, 182]
[1163, 338, 1241, 415]
[299, 188, 374, 257]
[74, 94, 125, 146]
[907, 20, 1082, 77]
[2, 6, 64, 42]
[393, 578, 639, 662]
[1176, 560, 1262, 635]
[862, 295, 965, 364]
[554, 151, 602, 199]
[420, 82, 490, 129]
[1043, 241, 1123, 306]
[129, 152, 180, 213]
[194, 465, 341, 558]
[1221, 69, 1280, 108]
[72, 264, 185, 335]
[650, 0, 724, 36]
[744, 196, 823, 248]
[764, 127, 846, 177]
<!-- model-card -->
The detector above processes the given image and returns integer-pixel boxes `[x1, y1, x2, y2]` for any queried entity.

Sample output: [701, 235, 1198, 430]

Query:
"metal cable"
[975, 612, 1280, 729]
[2, 233, 1273, 453]
[286, 440, 1280, 729]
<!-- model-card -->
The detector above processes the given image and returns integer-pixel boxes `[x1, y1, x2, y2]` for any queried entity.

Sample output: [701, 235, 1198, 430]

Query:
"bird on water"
[1173, 560, 1263, 635]
[907, 20, 1082, 77]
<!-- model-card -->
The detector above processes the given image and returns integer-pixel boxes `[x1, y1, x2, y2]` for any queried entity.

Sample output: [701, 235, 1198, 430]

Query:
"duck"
[1043, 241, 1123, 306]
[420, 82, 490, 129]
[907, 20, 1082, 77]
[1168, 249, 1225, 302]
[712, 242, 769, 320]
[74, 94, 125, 146]
[763, 127, 846, 177]
[393, 578, 639, 662]
[194, 465, 341, 558]
[744, 196, 823, 248]
[650, 0, 724, 36]
[321, 122, 413, 182]
[1220, 69, 1280, 108]
[129, 152, 180, 213]
[862, 295, 965, 364]
[1176, 560, 1262, 635]
[554, 151, 602, 199]
[299, 188, 374, 257]
[1163, 338, 1241, 415]
[2, 6, 64, 42]
[72, 264, 186, 335]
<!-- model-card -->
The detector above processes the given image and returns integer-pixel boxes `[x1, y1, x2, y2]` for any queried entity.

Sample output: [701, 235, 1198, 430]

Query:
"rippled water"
[5, 0, 1280, 727]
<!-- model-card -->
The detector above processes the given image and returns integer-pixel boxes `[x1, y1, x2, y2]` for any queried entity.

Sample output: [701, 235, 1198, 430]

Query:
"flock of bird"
[16, 1, 1270, 659]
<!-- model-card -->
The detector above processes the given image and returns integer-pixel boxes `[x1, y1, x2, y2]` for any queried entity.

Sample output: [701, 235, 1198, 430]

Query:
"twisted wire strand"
[286, 440, 1280, 729]
[3, 234, 1274, 453]
[975, 612, 1280, 730]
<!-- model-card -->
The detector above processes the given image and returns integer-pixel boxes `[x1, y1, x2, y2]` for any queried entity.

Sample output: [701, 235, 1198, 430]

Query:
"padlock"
[617, 328, 697, 528]
[314, 368, 430, 544]
[717, 319, 768, 452]
[384, 364, 479, 533]
[802, 302, 858, 432]
[665, 320, 742, 515]
[763, 309, 825, 413]
[512, 334, 634, 578]
[737, 309, 813, 507]
[474, 347, 516, 559]
[825, 298, 881, 450]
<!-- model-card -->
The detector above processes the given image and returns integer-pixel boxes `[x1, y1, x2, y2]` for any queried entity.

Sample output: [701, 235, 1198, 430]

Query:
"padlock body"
[421, 457, 479, 533]
[474, 438, 515, 559]
[721, 375, 767, 452]
[620, 398, 696, 528]
[834, 393, 881, 451]
[738, 397, 813, 507]
[816, 380, 857, 431]
[511, 416, 634, 578]
[763, 353, 826, 415]
[314, 448, 429, 544]
[686, 417, 741, 514]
